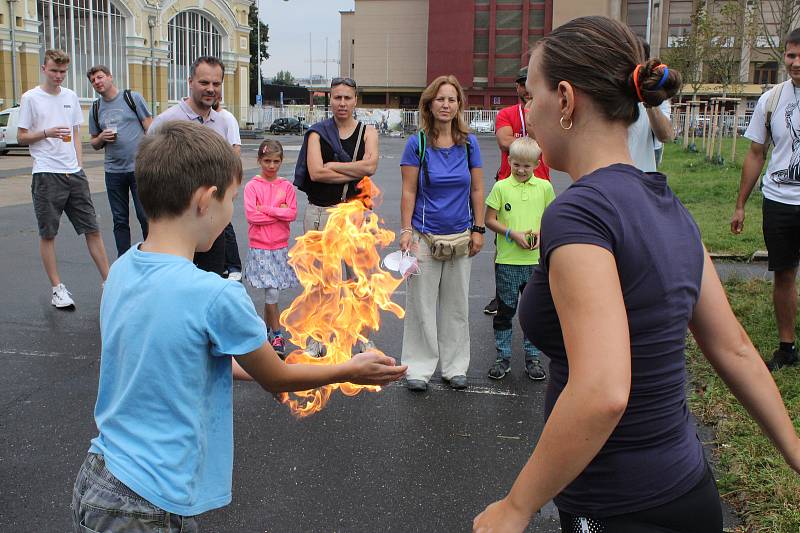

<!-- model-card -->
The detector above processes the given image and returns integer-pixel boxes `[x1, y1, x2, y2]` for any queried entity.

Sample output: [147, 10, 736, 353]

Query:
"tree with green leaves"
[249, 2, 269, 103]
[661, 3, 715, 100]
[273, 70, 297, 86]
[749, 0, 800, 68]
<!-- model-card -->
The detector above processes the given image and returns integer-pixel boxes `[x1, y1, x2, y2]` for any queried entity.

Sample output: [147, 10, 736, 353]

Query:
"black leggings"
[558, 467, 723, 533]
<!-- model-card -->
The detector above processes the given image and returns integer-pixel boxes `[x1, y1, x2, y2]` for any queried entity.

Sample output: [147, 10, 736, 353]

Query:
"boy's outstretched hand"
[345, 351, 408, 386]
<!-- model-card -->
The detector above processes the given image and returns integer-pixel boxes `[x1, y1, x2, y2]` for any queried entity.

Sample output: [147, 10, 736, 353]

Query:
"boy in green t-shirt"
[484, 137, 555, 380]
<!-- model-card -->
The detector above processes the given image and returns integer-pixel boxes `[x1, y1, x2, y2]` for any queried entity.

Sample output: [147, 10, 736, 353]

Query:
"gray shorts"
[72, 453, 199, 532]
[31, 170, 99, 238]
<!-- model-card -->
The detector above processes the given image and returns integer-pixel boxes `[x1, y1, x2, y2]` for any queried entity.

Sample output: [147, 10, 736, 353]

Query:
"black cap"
[515, 67, 528, 83]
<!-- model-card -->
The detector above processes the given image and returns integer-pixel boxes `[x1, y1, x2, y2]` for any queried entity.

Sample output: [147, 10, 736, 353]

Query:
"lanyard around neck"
[518, 104, 526, 137]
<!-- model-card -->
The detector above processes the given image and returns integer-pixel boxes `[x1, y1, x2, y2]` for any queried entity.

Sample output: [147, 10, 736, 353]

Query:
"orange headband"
[633, 64, 644, 102]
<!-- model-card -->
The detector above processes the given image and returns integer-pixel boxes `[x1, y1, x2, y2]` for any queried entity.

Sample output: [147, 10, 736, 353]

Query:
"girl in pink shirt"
[243, 139, 299, 357]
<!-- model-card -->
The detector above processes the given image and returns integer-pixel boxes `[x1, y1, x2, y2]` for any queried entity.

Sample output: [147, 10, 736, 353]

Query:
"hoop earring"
[560, 116, 573, 130]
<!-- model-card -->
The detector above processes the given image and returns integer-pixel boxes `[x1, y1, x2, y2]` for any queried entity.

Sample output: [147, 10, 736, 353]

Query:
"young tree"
[750, 0, 800, 67]
[661, 4, 715, 100]
[273, 70, 297, 86]
[705, 0, 748, 98]
[249, 2, 270, 103]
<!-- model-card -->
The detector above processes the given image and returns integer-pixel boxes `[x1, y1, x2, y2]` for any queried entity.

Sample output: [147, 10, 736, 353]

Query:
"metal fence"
[672, 111, 754, 138]
[243, 105, 504, 135]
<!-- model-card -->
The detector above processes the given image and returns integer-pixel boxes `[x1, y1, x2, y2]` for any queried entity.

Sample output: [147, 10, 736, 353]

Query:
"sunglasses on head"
[331, 77, 357, 88]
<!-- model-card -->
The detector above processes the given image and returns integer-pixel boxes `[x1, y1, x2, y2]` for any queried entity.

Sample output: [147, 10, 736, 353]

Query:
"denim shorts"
[31, 170, 99, 238]
[71, 453, 198, 532]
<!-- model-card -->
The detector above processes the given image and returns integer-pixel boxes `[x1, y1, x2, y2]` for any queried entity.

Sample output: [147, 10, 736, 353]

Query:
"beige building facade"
[0, 0, 253, 122]
[340, 0, 429, 108]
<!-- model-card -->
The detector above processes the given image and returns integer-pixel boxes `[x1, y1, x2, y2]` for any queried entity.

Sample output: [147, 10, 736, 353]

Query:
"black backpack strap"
[466, 140, 472, 170]
[417, 130, 431, 188]
[123, 89, 145, 131]
[91, 99, 101, 133]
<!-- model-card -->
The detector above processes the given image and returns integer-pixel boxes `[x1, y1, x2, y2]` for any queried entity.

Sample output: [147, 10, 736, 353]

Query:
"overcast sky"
[258, 0, 355, 81]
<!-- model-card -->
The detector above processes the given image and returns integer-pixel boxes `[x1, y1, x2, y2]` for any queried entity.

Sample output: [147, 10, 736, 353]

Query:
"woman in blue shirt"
[473, 16, 800, 533]
[399, 75, 485, 392]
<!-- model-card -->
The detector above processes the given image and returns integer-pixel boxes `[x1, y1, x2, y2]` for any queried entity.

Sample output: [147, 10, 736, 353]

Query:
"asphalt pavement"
[0, 135, 737, 532]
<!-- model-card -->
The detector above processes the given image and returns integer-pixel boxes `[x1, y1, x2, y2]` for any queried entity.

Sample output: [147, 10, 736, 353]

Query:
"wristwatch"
[470, 225, 486, 234]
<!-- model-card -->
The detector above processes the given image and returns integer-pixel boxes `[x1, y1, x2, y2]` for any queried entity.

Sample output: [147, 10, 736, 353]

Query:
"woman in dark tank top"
[298, 77, 380, 357]
[309, 122, 367, 207]
[303, 78, 378, 210]
[473, 16, 800, 533]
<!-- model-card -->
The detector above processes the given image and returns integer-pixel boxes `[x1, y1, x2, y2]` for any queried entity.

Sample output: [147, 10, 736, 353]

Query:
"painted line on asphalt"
[386, 381, 528, 397]
[0, 348, 91, 360]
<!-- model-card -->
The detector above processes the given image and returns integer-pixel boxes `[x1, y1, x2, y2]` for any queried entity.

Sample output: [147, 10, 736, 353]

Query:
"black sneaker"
[525, 359, 546, 381]
[484, 298, 498, 315]
[488, 358, 511, 380]
[766, 348, 798, 372]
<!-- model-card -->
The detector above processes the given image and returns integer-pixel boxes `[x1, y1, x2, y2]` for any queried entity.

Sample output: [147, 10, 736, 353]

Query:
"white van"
[0, 106, 21, 154]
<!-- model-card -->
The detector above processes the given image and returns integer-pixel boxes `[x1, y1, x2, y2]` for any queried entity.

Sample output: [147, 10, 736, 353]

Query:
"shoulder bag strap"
[765, 81, 787, 149]
[123, 89, 146, 131]
[91, 99, 101, 132]
[341, 122, 366, 202]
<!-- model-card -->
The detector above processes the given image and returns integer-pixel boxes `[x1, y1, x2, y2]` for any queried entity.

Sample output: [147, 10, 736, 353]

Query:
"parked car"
[269, 117, 308, 135]
[0, 106, 20, 154]
[469, 119, 494, 134]
[0, 128, 5, 154]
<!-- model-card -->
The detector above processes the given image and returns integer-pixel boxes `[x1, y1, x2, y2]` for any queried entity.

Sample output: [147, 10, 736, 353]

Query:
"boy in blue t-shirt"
[71, 120, 407, 531]
[484, 137, 555, 381]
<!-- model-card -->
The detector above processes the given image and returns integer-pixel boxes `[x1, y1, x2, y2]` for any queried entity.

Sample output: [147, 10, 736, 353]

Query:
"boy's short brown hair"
[135, 121, 242, 220]
[44, 49, 70, 65]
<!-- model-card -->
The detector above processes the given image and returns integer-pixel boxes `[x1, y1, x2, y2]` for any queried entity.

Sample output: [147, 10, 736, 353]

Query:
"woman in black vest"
[301, 77, 379, 356]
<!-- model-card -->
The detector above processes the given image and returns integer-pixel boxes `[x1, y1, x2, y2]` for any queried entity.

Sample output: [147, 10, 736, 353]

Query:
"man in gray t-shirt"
[88, 65, 153, 257]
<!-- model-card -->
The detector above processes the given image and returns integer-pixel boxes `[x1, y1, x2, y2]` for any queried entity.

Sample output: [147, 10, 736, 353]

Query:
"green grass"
[688, 278, 800, 531]
[662, 137, 765, 257]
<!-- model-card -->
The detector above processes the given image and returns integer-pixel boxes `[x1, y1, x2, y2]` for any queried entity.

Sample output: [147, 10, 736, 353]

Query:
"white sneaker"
[227, 271, 242, 282]
[51, 283, 75, 309]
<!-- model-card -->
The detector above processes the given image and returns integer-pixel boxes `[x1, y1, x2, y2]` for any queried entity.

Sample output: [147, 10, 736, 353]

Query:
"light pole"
[148, 15, 157, 114]
[7, 0, 19, 106]
[256, 0, 261, 105]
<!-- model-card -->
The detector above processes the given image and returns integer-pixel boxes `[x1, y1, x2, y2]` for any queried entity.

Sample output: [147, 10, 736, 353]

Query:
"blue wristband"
[505, 228, 511, 242]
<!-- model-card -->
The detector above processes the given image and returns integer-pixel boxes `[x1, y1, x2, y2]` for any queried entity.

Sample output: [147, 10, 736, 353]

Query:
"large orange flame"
[278, 177, 405, 417]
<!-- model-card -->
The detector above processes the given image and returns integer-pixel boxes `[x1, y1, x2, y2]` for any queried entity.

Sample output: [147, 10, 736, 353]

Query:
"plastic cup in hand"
[62, 131, 72, 143]
[106, 110, 122, 142]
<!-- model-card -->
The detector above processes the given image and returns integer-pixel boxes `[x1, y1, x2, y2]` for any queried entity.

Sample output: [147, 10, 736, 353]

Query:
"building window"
[667, 0, 692, 45]
[754, 62, 778, 85]
[475, 10, 489, 30]
[626, 0, 649, 39]
[496, 34, 521, 55]
[529, 8, 545, 29]
[168, 10, 223, 101]
[475, 34, 489, 54]
[496, 9, 522, 30]
[473, 58, 488, 78]
[495, 57, 519, 78]
[37, 0, 127, 99]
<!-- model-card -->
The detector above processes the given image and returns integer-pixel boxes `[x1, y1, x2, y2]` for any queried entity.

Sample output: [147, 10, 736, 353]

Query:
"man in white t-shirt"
[628, 100, 672, 171]
[628, 40, 674, 172]
[731, 28, 800, 371]
[17, 49, 110, 309]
